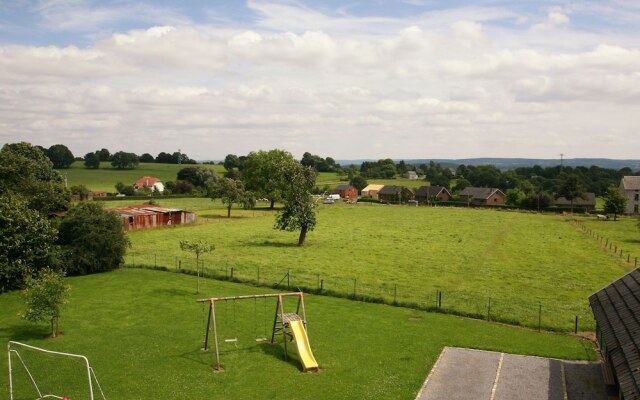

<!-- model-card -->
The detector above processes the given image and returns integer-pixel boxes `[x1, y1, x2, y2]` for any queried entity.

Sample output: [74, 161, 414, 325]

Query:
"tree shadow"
[199, 214, 249, 220]
[151, 288, 193, 297]
[248, 241, 299, 248]
[0, 324, 51, 341]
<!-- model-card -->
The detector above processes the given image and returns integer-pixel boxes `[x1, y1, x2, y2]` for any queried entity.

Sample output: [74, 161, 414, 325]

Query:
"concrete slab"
[416, 347, 607, 400]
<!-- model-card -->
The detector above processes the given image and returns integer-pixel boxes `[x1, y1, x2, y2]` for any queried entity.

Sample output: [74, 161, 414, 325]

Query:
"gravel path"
[415, 347, 608, 400]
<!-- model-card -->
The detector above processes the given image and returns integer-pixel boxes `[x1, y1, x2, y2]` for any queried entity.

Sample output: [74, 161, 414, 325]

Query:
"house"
[458, 187, 505, 205]
[109, 204, 197, 230]
[414, 186, 451, 204]
[134, 176, 164, 193]
[554, 192, 596, 212]
[620, 176, 640, 214]
[589, 268, 640, 400]
[361, 184, 385, 200]
[332, 185, 358, 200]
[377, 185, 415, 204]
[402, 171, 418, 180]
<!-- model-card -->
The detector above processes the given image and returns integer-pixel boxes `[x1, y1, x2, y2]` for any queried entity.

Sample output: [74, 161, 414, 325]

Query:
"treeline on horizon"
[36, 143, 639, 197]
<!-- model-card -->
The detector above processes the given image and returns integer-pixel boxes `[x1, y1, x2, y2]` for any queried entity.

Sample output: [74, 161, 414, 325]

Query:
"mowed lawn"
[0, 269, 595, 400]
[120, 200, 630, 331]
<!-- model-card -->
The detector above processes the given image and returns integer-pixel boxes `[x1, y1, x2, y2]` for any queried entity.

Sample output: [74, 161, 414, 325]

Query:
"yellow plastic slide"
[289, 320, 319, 372]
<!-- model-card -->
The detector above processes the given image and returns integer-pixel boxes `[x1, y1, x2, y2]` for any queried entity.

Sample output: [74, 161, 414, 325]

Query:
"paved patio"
[416, 347, 608, 400]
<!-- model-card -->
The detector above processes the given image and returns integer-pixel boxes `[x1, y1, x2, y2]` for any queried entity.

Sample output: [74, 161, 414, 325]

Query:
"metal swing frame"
[196, 292, 308, 371]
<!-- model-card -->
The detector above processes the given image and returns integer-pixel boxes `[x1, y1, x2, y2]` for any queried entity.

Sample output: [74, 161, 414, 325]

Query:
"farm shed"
[554, 192, 596, 211]
[619, 176, 640, 214]
[332, 185, 358, 199]
[361, 184, 385, 200]
[109, 205, 196, 230]
[589, 268, 640, 400]
[458, 187, 506, 205]
[414, 186, 451, 203]
[377, 185, 415, 204]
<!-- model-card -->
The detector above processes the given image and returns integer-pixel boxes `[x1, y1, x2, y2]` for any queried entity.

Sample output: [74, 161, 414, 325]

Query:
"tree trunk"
[51, 317, 57, 338]
[298, 226, 308, 246]
[270, 199, 275, 209]
[227, 204, 231, 218]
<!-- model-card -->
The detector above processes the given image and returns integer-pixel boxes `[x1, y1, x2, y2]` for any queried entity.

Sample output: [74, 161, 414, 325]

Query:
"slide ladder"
[289, 320, 319, 372]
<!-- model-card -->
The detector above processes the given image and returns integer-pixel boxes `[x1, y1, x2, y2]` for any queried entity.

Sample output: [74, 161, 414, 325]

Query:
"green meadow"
[0, 269, 595, 400]
[110, 199, 630, 331]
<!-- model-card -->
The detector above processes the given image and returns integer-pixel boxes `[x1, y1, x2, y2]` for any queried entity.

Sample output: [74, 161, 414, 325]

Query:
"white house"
[619, 176, 640, 214]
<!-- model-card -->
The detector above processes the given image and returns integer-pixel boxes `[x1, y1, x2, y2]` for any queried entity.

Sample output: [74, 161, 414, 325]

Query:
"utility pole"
[178, 148, 182, 166]
[559, 153, 564, 170]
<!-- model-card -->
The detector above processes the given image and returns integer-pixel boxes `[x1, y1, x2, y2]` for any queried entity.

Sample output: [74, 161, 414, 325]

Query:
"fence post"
[179, 260, 181, 270]
[353, 279, 357, 297]
[154, 254, 157, 268]
[230, 267, 234, 280]
[574, 315, 579, 334]
[487, 297, 491, 321]
[287, 269, 290, 289]
[439, 291, 442, 308]
[320, 279, 324, 292]
[257, 266, 260, 285]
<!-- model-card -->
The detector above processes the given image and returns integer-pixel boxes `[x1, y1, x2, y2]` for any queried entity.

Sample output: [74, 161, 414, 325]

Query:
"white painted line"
[415, 346, 449, 400]
[489, 353, 504, 400]
[561, 362, 568, 400]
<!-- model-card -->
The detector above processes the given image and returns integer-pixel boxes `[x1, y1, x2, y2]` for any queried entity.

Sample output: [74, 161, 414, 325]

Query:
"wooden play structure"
[196, 292, 319, 372]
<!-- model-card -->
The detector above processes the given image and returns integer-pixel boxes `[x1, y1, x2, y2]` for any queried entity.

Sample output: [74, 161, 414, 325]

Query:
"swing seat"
[255, 337, 268, 342]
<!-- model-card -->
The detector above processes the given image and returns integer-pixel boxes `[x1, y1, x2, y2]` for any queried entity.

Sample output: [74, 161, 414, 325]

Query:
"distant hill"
[337, 158, 640, 171]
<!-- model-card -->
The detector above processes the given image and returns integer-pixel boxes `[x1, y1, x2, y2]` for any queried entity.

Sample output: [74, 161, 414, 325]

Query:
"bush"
[57, 202, 129, 275]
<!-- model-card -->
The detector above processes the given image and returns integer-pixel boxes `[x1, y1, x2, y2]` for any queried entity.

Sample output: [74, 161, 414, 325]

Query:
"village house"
[589, 268, 640, 400]
[361, 184, 385, 200]
[554, 192, 596, 212]
[377, 185, 415, 204]
[619, 176, 640, 214]
[402, 171, 418, 180]
[134, 176, 164, 193]
[414, 186, 451, 204]
[458, 187, 506, 206]
[332, 185, 358, 200]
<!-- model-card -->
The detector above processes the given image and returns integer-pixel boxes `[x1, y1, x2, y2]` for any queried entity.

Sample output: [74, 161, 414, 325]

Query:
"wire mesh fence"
[125, 252, 596, 333]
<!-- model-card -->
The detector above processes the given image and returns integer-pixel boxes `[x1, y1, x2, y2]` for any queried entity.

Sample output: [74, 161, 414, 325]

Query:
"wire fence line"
[124, 252, 595, 333]
[572, 220, 639, 268]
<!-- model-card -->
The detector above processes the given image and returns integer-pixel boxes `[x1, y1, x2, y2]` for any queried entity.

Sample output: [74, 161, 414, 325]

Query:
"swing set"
[196, 292, 319, 372]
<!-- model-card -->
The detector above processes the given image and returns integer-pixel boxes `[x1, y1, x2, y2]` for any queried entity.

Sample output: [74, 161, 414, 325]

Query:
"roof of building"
[459, 187, 504, 199]
[621, 176, 640, 191]
[415, 186, 450, 197]
[361, 184, 385, 192]
[378, 185, 413, 195]
[589, 268, 640, 400]
[554, 192, 596, 207]
[334, 185, 355, 191]
[134, 176, 162, 188]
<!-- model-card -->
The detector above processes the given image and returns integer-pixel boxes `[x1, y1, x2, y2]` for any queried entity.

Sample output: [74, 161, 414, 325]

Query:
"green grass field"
[110, 198, 630, 331]
[574, 214, 640, 265]
[59, 162, 225, 193]
[0, 269, 595, 400]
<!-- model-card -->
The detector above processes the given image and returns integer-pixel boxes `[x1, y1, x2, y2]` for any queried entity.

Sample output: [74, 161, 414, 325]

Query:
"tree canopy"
[57, 202, 129, 275]
[22, 268, 70, 338]
[210, 178, 254, 218]
[243, 149, 296, 209]
[274, 163, 318, 246]
[603, 185, 627, 220]
[111, 151, 140, 169]
[0, 142, 69, 214]
[46, 144, 75, 169]
[83, 151, 100, 169]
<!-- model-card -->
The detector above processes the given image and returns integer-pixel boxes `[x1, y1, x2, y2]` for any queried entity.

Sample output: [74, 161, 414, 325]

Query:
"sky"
[1, 0, 640, 161]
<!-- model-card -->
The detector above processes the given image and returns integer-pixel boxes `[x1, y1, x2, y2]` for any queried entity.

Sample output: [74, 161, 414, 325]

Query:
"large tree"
[556, 173, 585, 213]
[111, 151, 139, 169]
[57, 202, 129, 275]
[274, 163, 317, 246]
[0, 194, 58, 292]
[603, 185, 627, 221]
[83, 151, 100, 169]
[0, 142, 69, 214]
[46, 144, 75, 169]
[210, 178, 255, 218]
[243, 149, 296, 209]
[177, 166, 217, 188]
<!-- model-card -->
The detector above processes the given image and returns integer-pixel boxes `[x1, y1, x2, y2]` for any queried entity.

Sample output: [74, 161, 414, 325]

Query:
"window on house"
[635, 193, 639, 201]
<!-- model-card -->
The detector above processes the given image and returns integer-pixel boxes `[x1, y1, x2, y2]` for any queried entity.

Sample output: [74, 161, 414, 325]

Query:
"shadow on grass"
[152, 288, 194, 297]
[249, 241, 299, 248]
[200, 214, 249, 220]
[0, 324, 51, 341]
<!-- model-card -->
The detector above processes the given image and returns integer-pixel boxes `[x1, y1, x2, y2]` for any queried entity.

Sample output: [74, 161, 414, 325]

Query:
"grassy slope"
[59, 162, 225, 193]
[0, 269, 595, 400]
[117, 199, 628, 331]
[577, 214, 640, 261]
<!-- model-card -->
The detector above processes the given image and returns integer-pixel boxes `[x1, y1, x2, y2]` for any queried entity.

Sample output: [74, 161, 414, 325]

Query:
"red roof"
[134, 176, 162, 188]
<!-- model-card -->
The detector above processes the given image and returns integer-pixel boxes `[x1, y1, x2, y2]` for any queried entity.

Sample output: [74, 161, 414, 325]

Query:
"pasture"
[0, 269, 595, 400]
[113, 198, 630, 331]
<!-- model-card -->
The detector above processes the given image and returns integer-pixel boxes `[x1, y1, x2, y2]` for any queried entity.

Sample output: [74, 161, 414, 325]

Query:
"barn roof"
[459, 187, 504, 199]
[378, 185, 413, 195]
[621, 176, 640, 191]
[362, 184, 385, 192]
[589, 268, 640, 400]
[554, 192, 596, 207]
[415, 186, 450, 198]
[334, 185, 355, 191]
